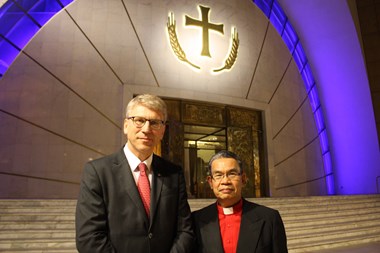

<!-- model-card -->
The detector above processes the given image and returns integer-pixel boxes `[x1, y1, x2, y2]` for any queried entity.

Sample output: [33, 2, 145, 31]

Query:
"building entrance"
[160, 99, 265, 198]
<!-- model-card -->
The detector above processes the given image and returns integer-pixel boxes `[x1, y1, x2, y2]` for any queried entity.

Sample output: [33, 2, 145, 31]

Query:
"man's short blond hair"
[126, 94, 167, 121]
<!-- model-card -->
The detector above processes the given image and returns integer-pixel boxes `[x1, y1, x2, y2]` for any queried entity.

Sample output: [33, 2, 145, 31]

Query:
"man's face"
[208, 157, 246, 207]
[123, 105, 165, 161]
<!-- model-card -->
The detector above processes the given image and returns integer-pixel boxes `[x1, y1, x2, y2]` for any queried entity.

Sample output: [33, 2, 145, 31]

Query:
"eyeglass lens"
[129, 117, 164, 129]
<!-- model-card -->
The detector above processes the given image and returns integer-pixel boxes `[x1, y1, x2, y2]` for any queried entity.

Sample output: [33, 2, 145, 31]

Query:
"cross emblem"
[185, 5, 224, 57]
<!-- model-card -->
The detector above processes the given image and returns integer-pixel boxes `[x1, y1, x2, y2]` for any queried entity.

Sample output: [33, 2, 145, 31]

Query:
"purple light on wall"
[293, 43, 307, 70]
[253, 0, 335, 194]
[254, 0, 274, 18]
[7, 16, 40, 49]
[282, 22, 298, 53]
[308, 86, 320, 112]
[0, 0, 74, 78]
[319, 130, 329, 154]
[314, 108, 325, 132]
[0, 38, 19, 65]
[269, 2, 286, 34]
[28, 0, 67, 26]
[275, 0, 380, 194]
[301, 64, 315, 92]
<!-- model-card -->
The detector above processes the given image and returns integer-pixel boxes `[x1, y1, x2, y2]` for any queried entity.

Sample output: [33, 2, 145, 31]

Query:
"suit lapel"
[199, 204, 224, 253]
[112, 149, 149, 225]
[150, 155, 163, 226]
[236, 200, 264, 253]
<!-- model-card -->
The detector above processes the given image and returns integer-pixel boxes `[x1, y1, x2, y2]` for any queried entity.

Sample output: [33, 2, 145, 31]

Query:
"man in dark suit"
[76, 94, 194, 253]
[192, 151, 287, 253]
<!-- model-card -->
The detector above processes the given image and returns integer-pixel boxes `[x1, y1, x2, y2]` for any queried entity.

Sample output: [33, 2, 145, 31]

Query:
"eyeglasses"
[128, 116, 165, 130]
[211, 170, 241, 182]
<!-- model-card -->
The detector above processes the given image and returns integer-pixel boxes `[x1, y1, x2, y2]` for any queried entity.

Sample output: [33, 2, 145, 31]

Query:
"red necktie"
[137, 163, 150, 217]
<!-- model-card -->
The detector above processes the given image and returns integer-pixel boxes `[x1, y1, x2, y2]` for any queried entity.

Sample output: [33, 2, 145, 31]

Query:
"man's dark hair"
[208, 150, 243, 175]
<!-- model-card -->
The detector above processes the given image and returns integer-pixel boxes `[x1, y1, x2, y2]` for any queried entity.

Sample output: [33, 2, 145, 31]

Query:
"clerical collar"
[217, 199, 243, 215]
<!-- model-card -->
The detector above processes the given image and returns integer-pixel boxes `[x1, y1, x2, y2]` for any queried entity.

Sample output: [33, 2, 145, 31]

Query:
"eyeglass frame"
[127, 116, 165, 130]
[210, 170, 242, 182]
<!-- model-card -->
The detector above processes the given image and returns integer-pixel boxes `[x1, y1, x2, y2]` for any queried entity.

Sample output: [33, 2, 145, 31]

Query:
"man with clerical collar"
[192, 150, 288, 253]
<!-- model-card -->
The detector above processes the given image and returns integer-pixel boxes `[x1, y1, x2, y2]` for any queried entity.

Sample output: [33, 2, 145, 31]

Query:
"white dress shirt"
[123, 144, 153, 185]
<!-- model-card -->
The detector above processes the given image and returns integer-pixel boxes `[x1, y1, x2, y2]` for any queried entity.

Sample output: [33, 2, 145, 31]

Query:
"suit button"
[148, 233, 153, 239]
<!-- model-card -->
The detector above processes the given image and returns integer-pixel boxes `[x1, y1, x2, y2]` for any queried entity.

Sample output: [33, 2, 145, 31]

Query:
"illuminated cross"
[185, 5, 224, 57]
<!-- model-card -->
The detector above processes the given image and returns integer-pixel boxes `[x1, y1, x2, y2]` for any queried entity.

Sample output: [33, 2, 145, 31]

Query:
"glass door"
[160, 98, 265, 198]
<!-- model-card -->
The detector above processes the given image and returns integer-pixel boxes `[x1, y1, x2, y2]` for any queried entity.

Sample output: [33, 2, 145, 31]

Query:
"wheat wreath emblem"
[213, 28, 239, 72]
[166, 12, 239, 72]
[167, 13, 200, 69]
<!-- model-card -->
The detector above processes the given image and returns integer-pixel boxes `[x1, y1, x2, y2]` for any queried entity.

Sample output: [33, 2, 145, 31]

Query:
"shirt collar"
[217, 199, 243, 215]
[123, 144, 153, 172]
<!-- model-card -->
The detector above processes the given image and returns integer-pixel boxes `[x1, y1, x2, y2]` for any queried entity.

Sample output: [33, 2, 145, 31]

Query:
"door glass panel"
[184, 125, 226, 198]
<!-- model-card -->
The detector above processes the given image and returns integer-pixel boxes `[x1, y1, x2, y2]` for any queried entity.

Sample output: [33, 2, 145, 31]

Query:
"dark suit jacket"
[192, 199, 287, 253]
[75, 149, 194, 253]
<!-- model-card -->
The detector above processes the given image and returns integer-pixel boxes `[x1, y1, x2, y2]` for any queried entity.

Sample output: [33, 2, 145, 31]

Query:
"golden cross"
[185, 5, 224, 57]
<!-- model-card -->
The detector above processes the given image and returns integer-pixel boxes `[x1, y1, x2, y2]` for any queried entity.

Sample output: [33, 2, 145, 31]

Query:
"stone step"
[0, 239, 76, 251]
[282, 206, 380, 221]
[288, 225, 380, 245]
[190, 199, 380, 208]
[0, 200, 77, 207]
[0, 221, 75, 230]
[0, 208, 75, 214]
[0, 214, 75, 222]
[285, 218, 380, 236]
[188, 195, 380, 211]
[0, 251, 76, 253]
[252, 196, 380, 206]
[0, 231, 75, 240]
[266, 200, 380, 212]
[290, 235, 380, 252]
[284, 212, 380, 230]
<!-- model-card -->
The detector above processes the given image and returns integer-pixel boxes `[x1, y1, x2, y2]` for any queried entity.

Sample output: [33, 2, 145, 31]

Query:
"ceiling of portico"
[22, 0, 292, 103]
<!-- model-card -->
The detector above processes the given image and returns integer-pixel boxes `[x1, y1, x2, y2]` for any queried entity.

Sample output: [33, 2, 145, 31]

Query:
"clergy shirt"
[123, 144, 153, 185]
[217, 199, 243, 253]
